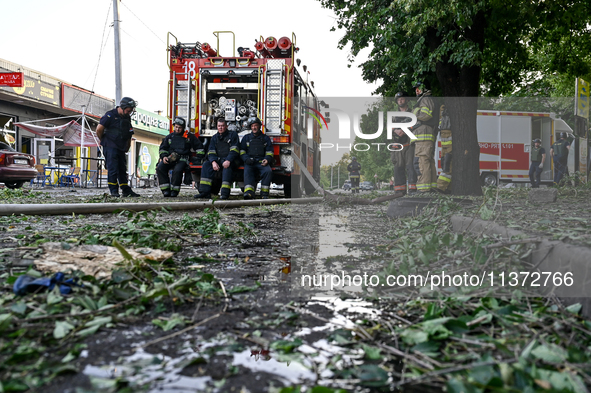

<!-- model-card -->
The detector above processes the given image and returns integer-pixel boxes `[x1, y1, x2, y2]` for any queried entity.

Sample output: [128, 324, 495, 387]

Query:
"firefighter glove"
[169, 152, 180, 163]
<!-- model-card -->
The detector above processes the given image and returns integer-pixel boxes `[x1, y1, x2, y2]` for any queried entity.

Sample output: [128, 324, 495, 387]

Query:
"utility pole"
[113, 0, 123, 104]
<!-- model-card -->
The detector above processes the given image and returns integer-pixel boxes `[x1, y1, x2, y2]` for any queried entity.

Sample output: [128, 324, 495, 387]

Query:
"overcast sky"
[1, 0, 380, 165]
[1, 0, 376, 112]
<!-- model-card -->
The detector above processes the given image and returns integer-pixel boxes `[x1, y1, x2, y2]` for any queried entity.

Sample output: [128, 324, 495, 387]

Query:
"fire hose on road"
[0, 197, 323, 216]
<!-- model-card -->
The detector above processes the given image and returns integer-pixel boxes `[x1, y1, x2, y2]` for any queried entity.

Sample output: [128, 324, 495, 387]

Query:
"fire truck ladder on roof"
[172, 70, 194, 128]
[263, 59, 285, 134]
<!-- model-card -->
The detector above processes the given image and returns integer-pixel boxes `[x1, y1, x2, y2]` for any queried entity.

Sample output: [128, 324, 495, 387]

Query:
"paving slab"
[528, 188, 558, 203]
[387, 197, 472, 218]
[451, 214, 591, 317]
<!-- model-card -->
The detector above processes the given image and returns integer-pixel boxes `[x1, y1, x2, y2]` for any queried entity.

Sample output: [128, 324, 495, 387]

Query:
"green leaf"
[531, 344, 568, 363]
[362, 344, 382, 360]
[10, 301, 27, 315]
[61, 351, 78, 363]
[270, 338, 302, 353]
[565, 303, 582, 314]
[47, 287, 63, 305]
[75, 324, 101, 337]
[356, 364, 388, 387]
[152, 314, 185, 332]
[400, 328, 429, 345]
[84, 316, 112, 328]
[53, 321, 75, 339]
[0, 313, 13, 333]
[447, 378, 476, 393]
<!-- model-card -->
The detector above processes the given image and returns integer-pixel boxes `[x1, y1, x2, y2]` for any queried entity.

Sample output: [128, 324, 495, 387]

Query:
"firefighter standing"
[156, 117, 204, 197]
[96, 97, 141, 197]
[240, 118, 274, 199]
[436, 105, 452, 193]
[390, 91, 417, 195]
[194, 118, 240, 200]
[412, 81, 437, 193]
[347, 157, 361, 193]
[550, 132, 571, 186]
[529, 138, 546, 188]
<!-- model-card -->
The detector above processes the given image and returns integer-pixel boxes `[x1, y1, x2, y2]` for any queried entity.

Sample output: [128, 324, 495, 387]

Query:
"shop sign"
[0, 72, 23, 87]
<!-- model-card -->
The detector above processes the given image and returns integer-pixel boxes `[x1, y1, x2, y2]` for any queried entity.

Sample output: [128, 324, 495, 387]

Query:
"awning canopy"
[15, 120, 100, 147]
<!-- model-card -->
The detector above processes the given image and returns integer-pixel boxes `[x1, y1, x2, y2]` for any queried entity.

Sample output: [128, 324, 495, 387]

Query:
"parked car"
[342, 180, 351, 191]
[360, 181, 374, 191]
[0, 142, 37, 189]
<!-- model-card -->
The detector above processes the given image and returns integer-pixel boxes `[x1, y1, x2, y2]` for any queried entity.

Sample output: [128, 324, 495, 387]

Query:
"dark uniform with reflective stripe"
[436, 105, 452, 192]
[241, 132, 274, 198]
[391, 108, 417, 194]
[157, 131, 204, 194]
[551, 138, 570, 186]
[198, 130, 240, 198]
[99, 107, 134, 195]
[529, 145, 545, 188]
[347, 160, 361, 193]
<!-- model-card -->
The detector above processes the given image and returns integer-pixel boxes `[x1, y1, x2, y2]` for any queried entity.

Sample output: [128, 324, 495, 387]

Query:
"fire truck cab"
[166, 32, 322, 197]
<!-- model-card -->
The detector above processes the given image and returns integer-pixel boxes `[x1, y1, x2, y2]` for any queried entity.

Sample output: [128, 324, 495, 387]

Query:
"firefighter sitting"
[157, 117, 204, 197]
[241, 118, 274, 200]
[195, 118, 240, 200]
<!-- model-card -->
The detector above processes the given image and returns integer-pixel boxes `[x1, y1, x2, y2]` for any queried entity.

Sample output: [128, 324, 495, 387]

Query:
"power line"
[90, 0, 113, 96]
[119, 1, 166, 45]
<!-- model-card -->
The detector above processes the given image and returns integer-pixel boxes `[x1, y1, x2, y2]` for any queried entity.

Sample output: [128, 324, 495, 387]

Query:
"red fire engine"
[166, 31, 322, 197]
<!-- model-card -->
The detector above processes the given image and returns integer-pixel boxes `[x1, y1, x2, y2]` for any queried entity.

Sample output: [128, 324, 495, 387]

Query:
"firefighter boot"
[220, 181, 231, 200]
[194, 176, 212, 199]
[122, 189, 141, 197]
[170, 190, 179, 197]
[194, 192, 211, 199]
[244, 191, 255, 200]
[162, 189, 171, 197]
[109, 185, 120, 197]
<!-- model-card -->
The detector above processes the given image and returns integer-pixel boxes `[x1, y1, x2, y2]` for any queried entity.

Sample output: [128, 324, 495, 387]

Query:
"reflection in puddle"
[232, 348, 316, 384]
[83, 348, 211, 392]
[318, 211, 361, 260]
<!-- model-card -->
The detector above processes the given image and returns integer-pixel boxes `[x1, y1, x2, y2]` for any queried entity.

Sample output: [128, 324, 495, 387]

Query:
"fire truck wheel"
[481, 173, 498, 187]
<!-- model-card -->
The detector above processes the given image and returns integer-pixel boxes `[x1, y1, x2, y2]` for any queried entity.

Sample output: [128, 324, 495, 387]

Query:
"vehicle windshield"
[0, 142, 15, 151]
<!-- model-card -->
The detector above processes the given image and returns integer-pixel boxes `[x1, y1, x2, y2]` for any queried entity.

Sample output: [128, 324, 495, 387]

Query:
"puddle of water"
[317, 211, 361, 260]
[83, 348, 212, 392]
[232, 348, 317, 384]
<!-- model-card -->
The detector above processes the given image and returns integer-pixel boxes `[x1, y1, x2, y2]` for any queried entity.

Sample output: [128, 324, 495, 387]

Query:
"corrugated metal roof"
[0, 58, 63, 86]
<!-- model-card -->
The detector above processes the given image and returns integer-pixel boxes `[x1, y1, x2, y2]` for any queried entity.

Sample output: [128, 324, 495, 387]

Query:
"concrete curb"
[451, 215, 591, 316]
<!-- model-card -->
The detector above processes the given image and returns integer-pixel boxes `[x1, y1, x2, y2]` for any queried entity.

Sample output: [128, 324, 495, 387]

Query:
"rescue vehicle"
[436, 111, 576, 186]
[166, 31, 322, 197]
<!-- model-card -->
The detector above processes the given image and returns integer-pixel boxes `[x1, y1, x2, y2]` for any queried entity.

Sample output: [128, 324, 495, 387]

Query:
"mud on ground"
[1, 186, 590, 392]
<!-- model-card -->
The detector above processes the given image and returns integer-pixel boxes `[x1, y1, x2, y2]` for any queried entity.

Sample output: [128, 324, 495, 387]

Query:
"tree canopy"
[320, 0, 591, 195]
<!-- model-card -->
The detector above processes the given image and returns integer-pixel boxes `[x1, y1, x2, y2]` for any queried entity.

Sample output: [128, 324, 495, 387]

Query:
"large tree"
[320, 0, 591, 195]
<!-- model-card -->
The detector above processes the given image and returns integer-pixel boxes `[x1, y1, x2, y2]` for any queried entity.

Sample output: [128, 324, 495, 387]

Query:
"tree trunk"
[446, 96, 482, 196]
[427, 13, 487, 196]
